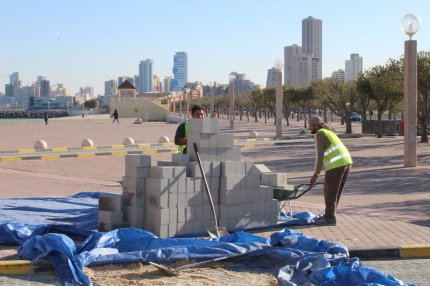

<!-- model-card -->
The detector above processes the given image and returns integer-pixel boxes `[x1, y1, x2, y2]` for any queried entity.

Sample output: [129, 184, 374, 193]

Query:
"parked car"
[351, 112, 361, 122]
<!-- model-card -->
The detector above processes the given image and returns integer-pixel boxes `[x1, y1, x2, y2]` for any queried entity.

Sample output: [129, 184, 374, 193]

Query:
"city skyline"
[1, 0, 430, 95]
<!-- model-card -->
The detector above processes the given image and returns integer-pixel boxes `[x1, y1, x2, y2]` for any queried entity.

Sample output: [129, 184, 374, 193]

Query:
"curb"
[2, 244, 430, 274]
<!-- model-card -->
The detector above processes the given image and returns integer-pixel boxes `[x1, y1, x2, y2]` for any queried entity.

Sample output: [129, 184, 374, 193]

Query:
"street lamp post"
[171, 93, 176, 115]
[401, 14, 421, 167]
[185, 88, 191, 119]
[208, 81, 214, 118]
[196, 84, 201, 105]
[274, 59, 284, 139]
[229, 75, 235, 129]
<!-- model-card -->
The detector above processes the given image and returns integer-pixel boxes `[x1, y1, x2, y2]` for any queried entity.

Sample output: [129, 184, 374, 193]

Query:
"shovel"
[193, 143, 229, 238]
[148, 249, 258, 276]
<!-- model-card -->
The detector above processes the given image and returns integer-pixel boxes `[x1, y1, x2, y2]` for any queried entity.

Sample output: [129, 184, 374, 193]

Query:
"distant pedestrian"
[112, 109, 119, 124]
[44, 112, 48, 125]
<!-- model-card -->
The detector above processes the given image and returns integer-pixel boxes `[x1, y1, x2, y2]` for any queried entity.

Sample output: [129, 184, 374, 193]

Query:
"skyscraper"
[139, 59, 153, 93]
[266, 67, 277, 88]
[345, 53, 363, 81]
[172, 52, 188, 92]
[302, 16, 322, 78]
[10, 72, 22, 87]
[163, 76, 172, 92]
[104, 79, 118, 95]
[284, 44, 302, 86]
[40, 79, 50, 97]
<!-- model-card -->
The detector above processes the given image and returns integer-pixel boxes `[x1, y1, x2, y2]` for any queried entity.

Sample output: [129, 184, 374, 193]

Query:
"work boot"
[315, 215, 336, 226]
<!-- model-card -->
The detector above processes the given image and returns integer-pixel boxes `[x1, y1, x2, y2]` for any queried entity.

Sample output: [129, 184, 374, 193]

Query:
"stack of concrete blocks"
[98, 195, 129, 231]
[185, 118, 279, 231]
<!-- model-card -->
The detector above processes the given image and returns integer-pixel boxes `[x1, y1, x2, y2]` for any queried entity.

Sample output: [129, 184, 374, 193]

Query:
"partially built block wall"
[99, 118, 289, 237]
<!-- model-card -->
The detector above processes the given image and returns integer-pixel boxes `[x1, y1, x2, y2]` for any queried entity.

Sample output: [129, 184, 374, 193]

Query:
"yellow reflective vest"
[177, 122, 189, 154]
[318, 128, 353, 171]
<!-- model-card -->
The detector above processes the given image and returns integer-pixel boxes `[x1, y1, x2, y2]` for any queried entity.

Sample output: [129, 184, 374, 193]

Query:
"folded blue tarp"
[0, 193, 416, 286]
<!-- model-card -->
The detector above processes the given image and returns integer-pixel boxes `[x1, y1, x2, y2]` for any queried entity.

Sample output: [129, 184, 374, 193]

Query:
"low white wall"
[166, 115, 185, 124]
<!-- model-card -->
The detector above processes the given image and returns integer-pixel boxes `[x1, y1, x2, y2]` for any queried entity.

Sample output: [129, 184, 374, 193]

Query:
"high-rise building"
[331, 69, 345, 81]
[104, 79, 118, 95]
[153, 75, 160, 92]
[266, 67, 278, 88]
[302, 16, 322, 76]
[40, 79, 50, 97]
[10, 72, 22, 87]
[118, 76, 135, 87]
[345, 53, 363, 81]
[172, 52, 188, 92]
[287, 16, 322, 87]
[284, 45, 302, 86]
[163, 76, 172, 92]
[139, 59, 153, 93]
[229, 72, 259, 93]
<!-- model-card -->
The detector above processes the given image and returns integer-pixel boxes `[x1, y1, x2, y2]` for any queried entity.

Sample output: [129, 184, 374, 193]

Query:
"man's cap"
[309, 116, 325, 125]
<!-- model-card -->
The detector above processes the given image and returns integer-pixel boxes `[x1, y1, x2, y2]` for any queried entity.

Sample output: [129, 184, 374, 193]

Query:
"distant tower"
[345, 53, 363, 81]
[302, 16, 322, 79]
[40, 79, 50, 97]
[284, 44, 302, 86]
[172, 52, 188, 92]
[163, 76, 172, 92]
[266, 67, 277, 88]
[104, 79, 118, 95]
[331, 69, 345, 81]
[10, 72, 22, 87]
[139, 59, 153, 93]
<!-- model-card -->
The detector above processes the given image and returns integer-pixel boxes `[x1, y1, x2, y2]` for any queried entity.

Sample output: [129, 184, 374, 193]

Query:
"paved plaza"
[1, 116, 430, 284]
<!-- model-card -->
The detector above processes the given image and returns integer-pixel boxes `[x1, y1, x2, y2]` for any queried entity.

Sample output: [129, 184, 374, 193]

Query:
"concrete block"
[275, 184, 295, 190]
[177, 222, 186, 235]
[244, 161, 254, 175]
[174, 166, 187, 178]
[169, 193, 178, 209]
[125, 154, 151, 167]
[188, 150, 197, 163]
[198, 148, 209, 162]
[98, 210, 123, 223]
[169, 208, 177, 224]
[229, 218, 238, 230]
[187, 132, 201, 149]
[151, 224, 168, 238]
[224, 148, 233, 161]
[145, 178, 170, 195]
[122, 176, 145, 192]
[216, 148, 226, 162]
[202, 204, 219, 220]
[259, 187, 267, 201]
[232, 147, 241, 161]
[245, 189, 253, 203]
[177, 207, 186, 223]
[146, 189, 169, 209]
[186, 207, 195, 221]
[271, 199, 279, 214]
[220, 176, 239, 191]
[203, 162, 212, 177]
[210, 118, 219, 133]
[123, 191, 145, 208]
[252, 188, 260, 202]
[245, 175, 255, 189]
[150, 166, 175, 178]
[194, 178, 203, 193]
[201, 219, 211, 230]
[169, 178, 178, 194]
[242, 216, 251, 229]
[220, 161, 235, 177]
[157, 160, 173, 166]
[145, 208, 169, 225]
[172, 154, 189, 167]
[193, 205, 203, 221]
[123, 206, 144, 224]
[185, 221, 194, 233]
[219, 204, 230, 219]
[225, 134, 234, 148]
[168, 223, 177, 237]
[217, 134, 226, 148]
[189, 162, 202, 177]
[212, 162, 221, 177]
[188, 118, 210, 133]
[236, 204, 244, 218]
[220, 189, 234, 205]
[174, 177, 186, 193]
[243, 203, 251, 217]
[199, 134, 209, 148]
[265, 200, 275, 215]
[125, 166, 150, 178]
[177, 193, 187, 208]
[253, 174, 261, 188]
[210, 176, 219, 191]
[208, 134, 218, 148]
[266, 213, 278, 226]
[186, 178, 194, 193]
[253, 164, 271, 174]
[257, 201, 265, 215]
[239, 177, 246, 190]
[219, 218, 229, 230]
[99, 222, 130, 232]
[233, 189, 242, 204]
[261, 174, 271, 186]
[257, 215, 265, 226]
[266, 186, 274, 201]
[193, 220, 202, 233]
[207, 148, 217, 161]
[186, 192, 195, 207]
[235, 161, 246, 176]
[99, 195, 122, 211]
[269, 173, 287, 187]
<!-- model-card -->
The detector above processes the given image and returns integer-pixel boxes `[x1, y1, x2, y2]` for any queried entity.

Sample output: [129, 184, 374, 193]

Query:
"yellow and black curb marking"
[1, 244, 430, 274]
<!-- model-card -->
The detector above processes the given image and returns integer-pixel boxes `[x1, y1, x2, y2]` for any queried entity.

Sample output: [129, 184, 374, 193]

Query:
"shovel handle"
[193, 143, 219, 229]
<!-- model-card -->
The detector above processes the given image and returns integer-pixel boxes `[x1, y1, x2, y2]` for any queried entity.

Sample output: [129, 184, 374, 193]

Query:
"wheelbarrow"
[273, 182, 324, 219]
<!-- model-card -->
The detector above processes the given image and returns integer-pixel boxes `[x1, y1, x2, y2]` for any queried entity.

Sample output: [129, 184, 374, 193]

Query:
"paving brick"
[122, 191, 145, 208]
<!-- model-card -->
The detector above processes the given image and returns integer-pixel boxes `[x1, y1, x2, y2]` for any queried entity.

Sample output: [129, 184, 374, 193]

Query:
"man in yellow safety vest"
[175, 105, 204, 154]
[308, 116, 353, 226]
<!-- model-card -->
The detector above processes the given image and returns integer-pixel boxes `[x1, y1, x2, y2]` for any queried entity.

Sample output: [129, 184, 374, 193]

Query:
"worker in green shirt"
[175, 105, 204, 154]
[308, 116, 353, 226]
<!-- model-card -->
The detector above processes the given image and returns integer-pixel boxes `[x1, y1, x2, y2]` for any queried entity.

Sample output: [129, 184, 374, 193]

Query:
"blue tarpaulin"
[0, 192, 416, 286]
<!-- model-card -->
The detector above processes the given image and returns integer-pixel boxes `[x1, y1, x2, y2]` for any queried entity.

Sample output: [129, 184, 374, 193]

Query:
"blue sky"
[1, 0, 430, 95]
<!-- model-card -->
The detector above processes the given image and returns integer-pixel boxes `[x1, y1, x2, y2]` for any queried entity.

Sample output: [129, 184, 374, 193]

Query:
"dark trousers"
[324, 164, 351, 218]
